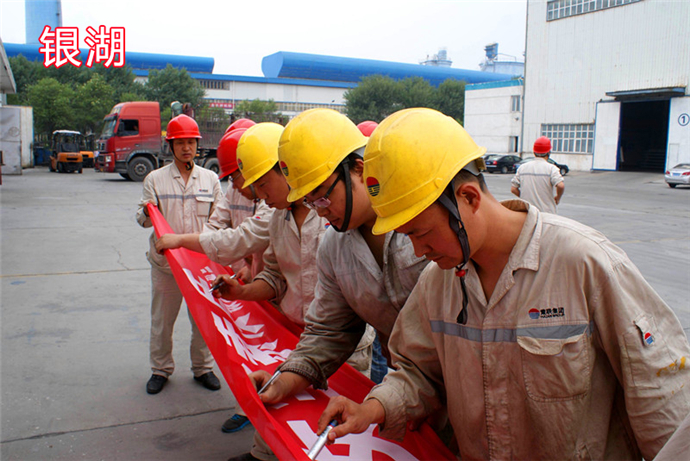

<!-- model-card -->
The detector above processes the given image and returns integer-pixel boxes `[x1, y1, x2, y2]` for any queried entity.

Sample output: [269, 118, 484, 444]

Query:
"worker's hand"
[210, 274, 243, 300]
[249, 370, 308, 406]
[236, 266, 252, 283]
[142, 201, 155, 217]
[155, 234, 182, 254]
[318, 396, 385, 443]
[554, 195, 561, 205]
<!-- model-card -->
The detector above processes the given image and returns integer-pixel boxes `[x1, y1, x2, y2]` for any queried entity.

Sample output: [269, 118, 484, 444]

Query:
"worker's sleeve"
[590, 244, 690, 460]
[510, 169, 521, 188]
[366, 267, 446, 441]
[198, 206, 271, 266]
[253, 241, 286, 303]
[205, 188, 233, 232]
[136, 174, 157, 228]
[211, 176, 223, 212]
[550, 165, 564, 187]
[279, 237, 367, 389]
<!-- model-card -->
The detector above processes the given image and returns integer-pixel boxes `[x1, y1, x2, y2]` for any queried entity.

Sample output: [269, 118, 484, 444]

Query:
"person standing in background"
[511, 136, 564, 213]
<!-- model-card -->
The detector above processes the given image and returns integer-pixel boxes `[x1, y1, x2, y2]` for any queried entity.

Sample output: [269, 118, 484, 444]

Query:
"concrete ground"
[1, 166, 689, 461]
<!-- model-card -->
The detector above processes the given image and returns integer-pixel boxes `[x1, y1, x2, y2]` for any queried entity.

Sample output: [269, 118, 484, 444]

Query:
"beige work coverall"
[511, 158, 563, 214]
[368, 201, 690, 460]
[202, 186, 273, 278]
[136, 163, 223, 378]
[279, 229, 429, 389]
[251, 210, 378, 461]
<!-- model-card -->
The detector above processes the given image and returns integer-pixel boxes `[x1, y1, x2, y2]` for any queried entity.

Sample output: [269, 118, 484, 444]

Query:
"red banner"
[148, 204, 454, 460]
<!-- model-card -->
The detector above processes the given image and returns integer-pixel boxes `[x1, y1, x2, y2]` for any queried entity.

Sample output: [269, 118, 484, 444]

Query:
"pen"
[307, 420, 337, 460]
[257, 370, 282, 395]
[211, 273, 239, 291]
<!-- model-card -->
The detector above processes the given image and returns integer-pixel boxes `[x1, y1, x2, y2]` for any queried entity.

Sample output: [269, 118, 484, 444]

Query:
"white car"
[664, 163, 690, 188]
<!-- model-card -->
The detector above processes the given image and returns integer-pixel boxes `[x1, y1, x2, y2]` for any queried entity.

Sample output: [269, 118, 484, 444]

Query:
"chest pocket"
[517, 331, 591, 401]
[195, 195, 214, 217]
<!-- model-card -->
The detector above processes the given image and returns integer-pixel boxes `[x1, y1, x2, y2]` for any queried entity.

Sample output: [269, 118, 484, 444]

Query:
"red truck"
[95, 101, 223, 181]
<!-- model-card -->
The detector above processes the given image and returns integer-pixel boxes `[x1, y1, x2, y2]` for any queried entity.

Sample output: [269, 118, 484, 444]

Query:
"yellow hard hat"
[278, 109, 367, 202]
[364, 108, 486, 235]
[236, 122, 284, 187]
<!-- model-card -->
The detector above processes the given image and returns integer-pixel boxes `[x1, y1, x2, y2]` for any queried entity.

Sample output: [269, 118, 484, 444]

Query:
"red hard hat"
[357, 121, 378, 137]
[225, 118, 256, 135]
[217, 128, 248, 178]
[166, 114, 201, 140]
[533, 136, 552, 154]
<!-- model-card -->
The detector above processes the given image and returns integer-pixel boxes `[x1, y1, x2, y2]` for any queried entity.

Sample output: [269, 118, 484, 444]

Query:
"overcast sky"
[1, 0, 527, 77]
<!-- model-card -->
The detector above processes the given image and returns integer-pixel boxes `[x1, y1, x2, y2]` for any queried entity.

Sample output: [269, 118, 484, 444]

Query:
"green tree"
[93, 64, 146, 102]
[344, 75, 402, 123]
[433, 79, 466, 125]
[74, 74, 116, 135]
[26, 78, 76, 136]
[7, 55, 45, 105]
[233, 99, 283, 123]
[344, 75, 467, 124]
[398, 77, 435, 109]
[145, 64, 205, 113]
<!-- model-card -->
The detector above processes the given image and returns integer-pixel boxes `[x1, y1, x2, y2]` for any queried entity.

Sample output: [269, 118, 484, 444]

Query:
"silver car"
[665, 163, 690, 188]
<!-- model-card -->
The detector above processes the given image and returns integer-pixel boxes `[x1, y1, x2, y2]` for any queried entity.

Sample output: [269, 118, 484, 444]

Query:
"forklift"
[49, 130, 83, 173]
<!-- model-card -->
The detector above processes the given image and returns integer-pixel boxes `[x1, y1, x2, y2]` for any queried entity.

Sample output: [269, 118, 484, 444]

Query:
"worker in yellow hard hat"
[238, 108, 432, 459]
[207, 121, 375, 461]
[315, 108, 690, 460]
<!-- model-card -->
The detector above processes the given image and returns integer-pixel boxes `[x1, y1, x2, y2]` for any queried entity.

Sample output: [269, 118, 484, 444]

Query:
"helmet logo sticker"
[238, 159, 243, 170]
[366, 177, 380, 197]
[280, 161, 289, 176]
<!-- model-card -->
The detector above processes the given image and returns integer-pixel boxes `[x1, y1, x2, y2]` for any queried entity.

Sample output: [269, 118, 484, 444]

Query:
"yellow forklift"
[49, 130, 83, 173]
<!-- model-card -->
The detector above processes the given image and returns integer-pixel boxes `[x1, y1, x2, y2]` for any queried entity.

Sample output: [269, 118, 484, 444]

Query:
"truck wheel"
[127, 157, 154, 182]
[120, 173, 132, 181]
[57, 162, 63, 173]
[203, 158, 220, 175]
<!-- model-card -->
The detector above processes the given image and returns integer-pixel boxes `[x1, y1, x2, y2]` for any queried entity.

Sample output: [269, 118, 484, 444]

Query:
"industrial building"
[4, 42, 514, 120]
[4, 0, 516, 120]
[466, 0, 690, 172]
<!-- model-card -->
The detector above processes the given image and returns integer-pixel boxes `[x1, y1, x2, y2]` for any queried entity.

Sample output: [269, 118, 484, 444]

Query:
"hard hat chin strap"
[330, 158, 353, 233]
[437, 179, 470, 325]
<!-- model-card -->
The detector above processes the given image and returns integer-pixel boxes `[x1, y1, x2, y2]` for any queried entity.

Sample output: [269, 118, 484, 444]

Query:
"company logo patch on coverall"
[528, 307, 565, 320]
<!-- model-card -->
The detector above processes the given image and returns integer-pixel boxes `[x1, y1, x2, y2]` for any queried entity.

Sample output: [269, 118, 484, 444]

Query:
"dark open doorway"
[617, 100, 669, 172]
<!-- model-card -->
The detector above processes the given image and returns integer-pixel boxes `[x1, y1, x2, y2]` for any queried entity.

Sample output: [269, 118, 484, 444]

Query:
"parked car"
[664, 163, 690, 188]
[515, 156, 569, 176]
[484, 154, 522, 174]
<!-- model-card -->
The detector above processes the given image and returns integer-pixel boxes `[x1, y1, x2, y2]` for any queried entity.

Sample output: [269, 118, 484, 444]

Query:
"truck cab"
[95, 102, 170, 181]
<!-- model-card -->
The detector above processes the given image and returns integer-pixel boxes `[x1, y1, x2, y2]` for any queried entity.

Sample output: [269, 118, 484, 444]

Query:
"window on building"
[541, 123, 594, 154]
[275, 101, 346, 113]
[546, 0, 642, 21]
[511, 95, 521, 112]
[511, 136, 519, 152]
[199, 80, 226, 90]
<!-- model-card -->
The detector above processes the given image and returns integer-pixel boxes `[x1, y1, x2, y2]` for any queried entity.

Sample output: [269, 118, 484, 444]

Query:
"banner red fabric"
[148, 204, 455, 461]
